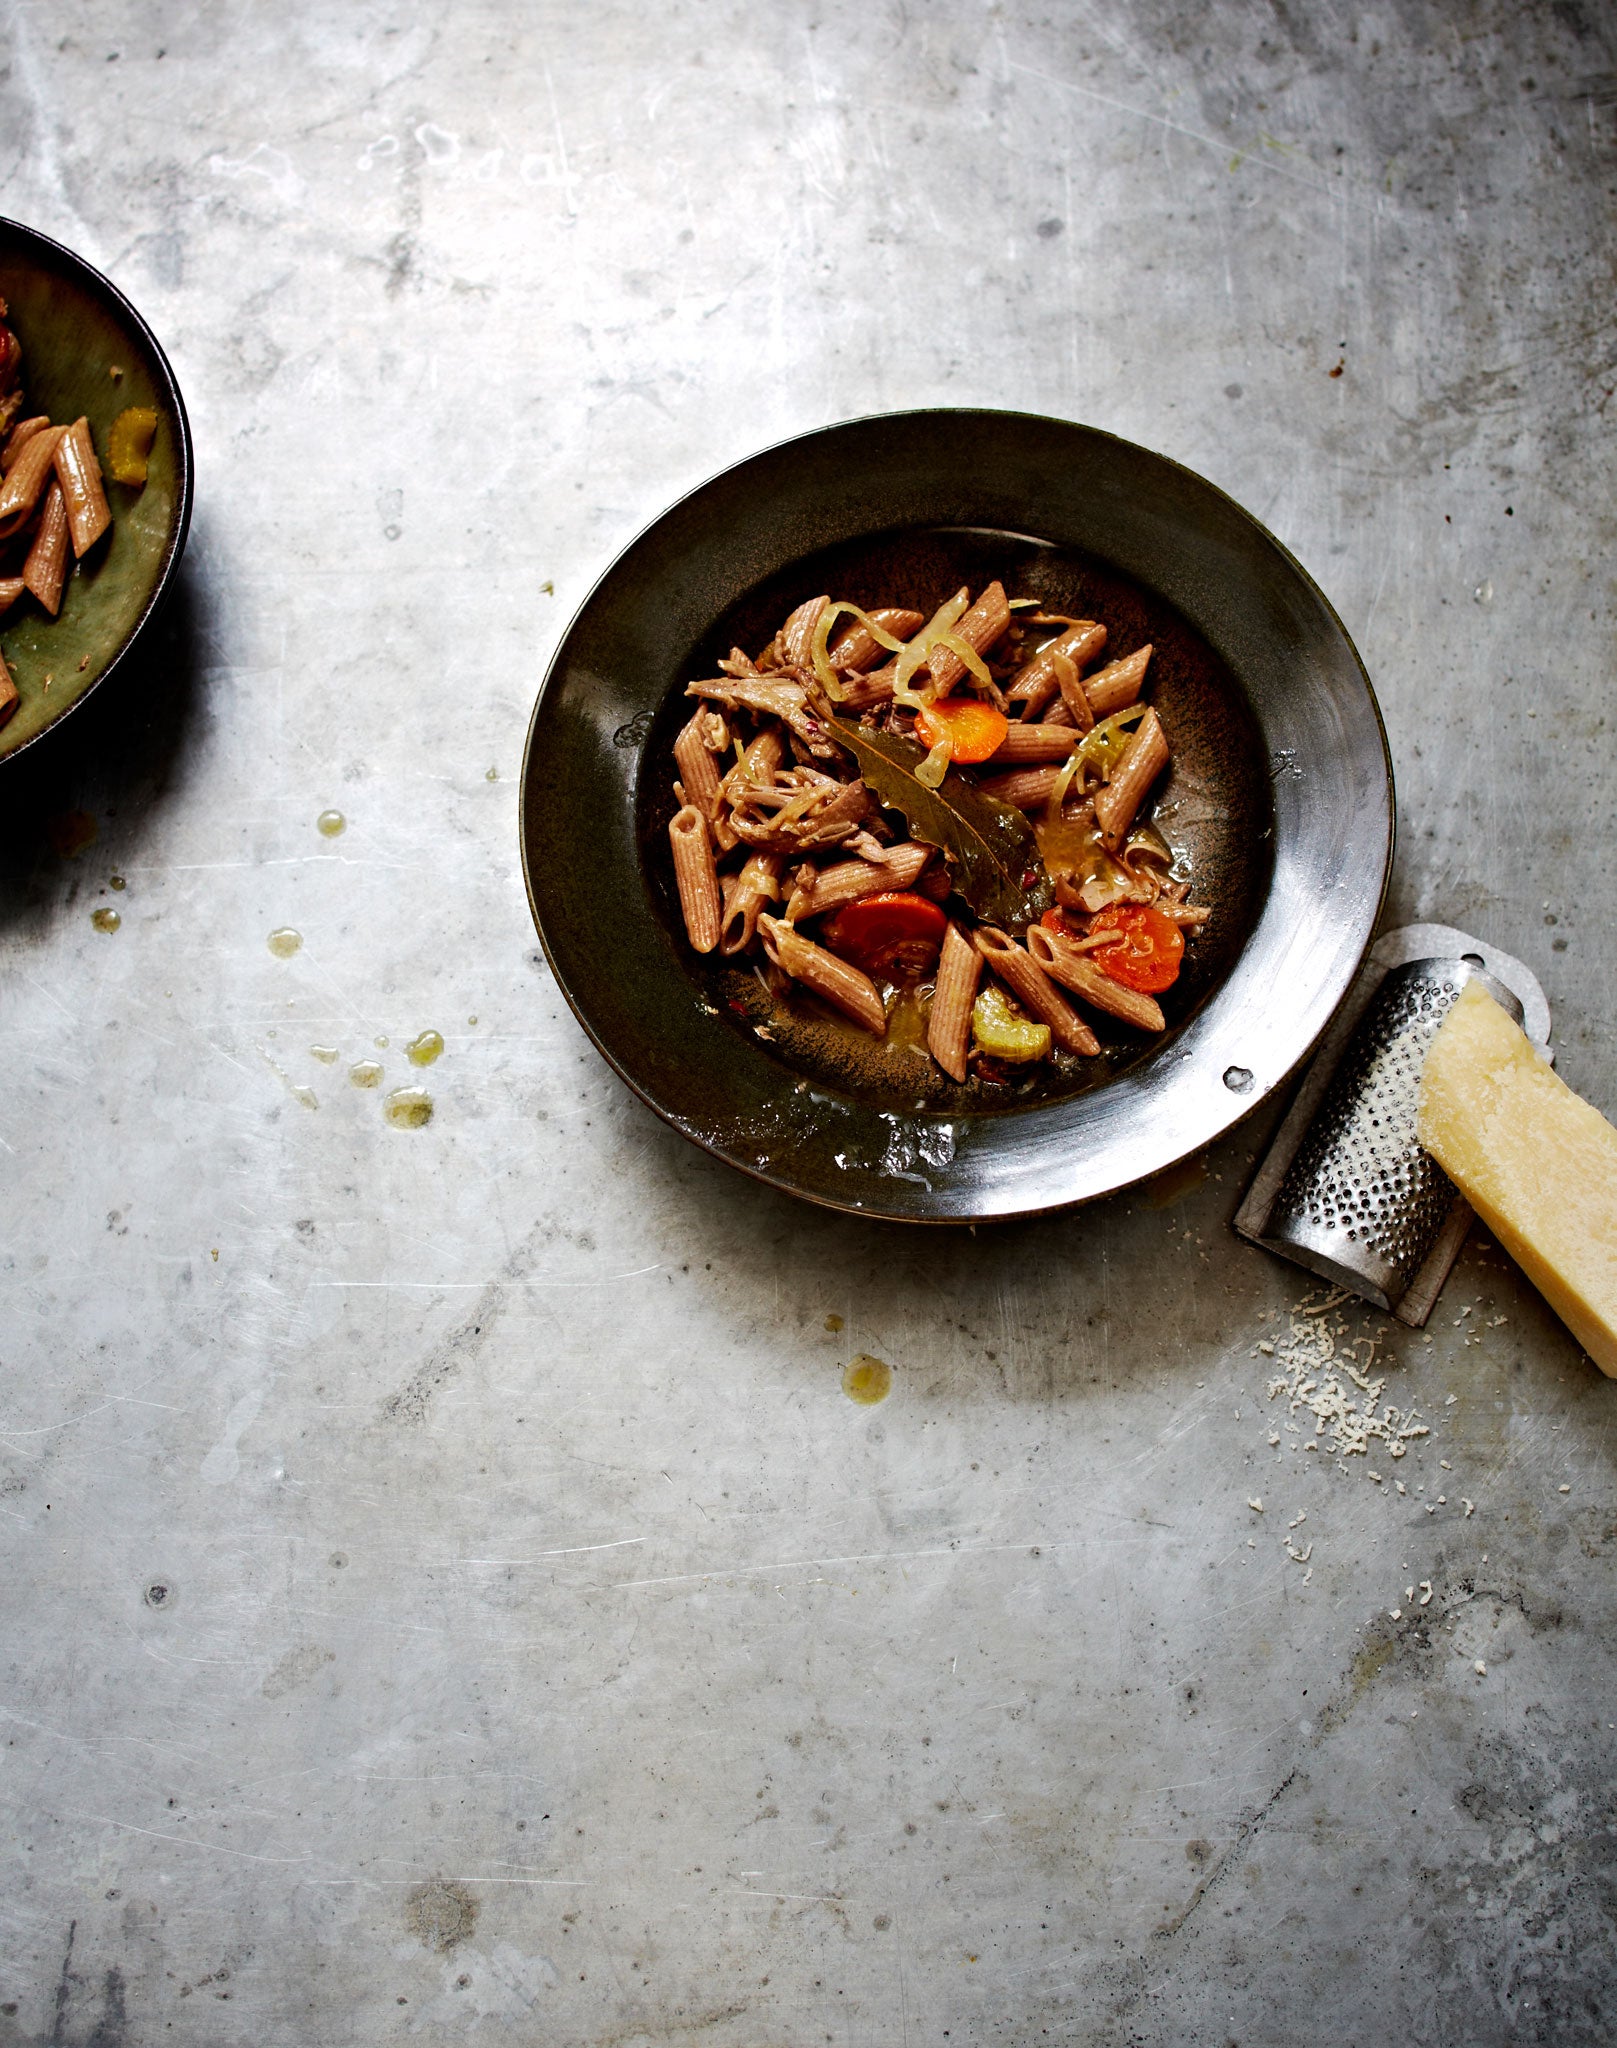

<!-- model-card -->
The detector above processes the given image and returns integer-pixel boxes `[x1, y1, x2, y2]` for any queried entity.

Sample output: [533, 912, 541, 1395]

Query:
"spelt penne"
[778, 595, 828, 669]
[0, 425, 64, 539]
[669, 803, 722, 953]
[927, 920, 982, 1082]
[1095, 707, 1169, 851]
[1005, 621, 1106, 717]
[53, 418, 111, 558]
[786, 842, 931, 921]
[1026, 925, 1166, 1032]
[925, 580, 1011, 695]
[831, 607, 924, 673]
[1, 416, 49, 469]
[1053, 650, 1095, 732]
[22, 480, 69, 616]
[663, 574, 1202, 1094]
[975, 764, 1065, 811]
[972, 927, 1100, 1056]
[0, 576, 24, 616]
[1084, 645, 1152, 719]
[759, 914, 886, 1034]
[985, 721, 1081, 766]
[675, 710, 738, 851]
[720, 852, 782, 956]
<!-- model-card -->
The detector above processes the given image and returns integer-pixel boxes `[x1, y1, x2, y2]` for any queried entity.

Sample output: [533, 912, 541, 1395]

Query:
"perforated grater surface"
[1234, 925, 1552, 1324]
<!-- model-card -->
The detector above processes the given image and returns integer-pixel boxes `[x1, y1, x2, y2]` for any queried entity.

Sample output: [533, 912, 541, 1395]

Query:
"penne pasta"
[1005, 621, 1106, 717]
[925, 580, 1011, 696]
[2, 416, 49, 469]
[975, 764, 1065, 811]
[972, 926, 1100, 1056]
[720, 851, 781, 956]
[663, 579, 1203, 1097]
[0, 575, 25, 616]
[1027, 925, 1166, 1032]
[1085, 645, 1152, 719]
[53, 418, 111, 558]
[778, 594, 828, 669]
[669, 803, 722, 953]
[985, 721, 1081, 766]
[927, 920, 982, 1082]
[674, 710, 738, 851]
[759, 914, 887, 1034]
[22, 480, 69, 616]
[1053, 650, 1095, 732]
[0, 425, 64, 539]
[831, 607, 924, 673]
[0, 642, 16, 729]
[785, 842, 931, 921]
[1095, 707, 1169, 851]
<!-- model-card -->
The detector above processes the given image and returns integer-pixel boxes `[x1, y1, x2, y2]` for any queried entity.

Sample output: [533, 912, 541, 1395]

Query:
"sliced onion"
[914, 734, 954, 788]
[891, 591, 970, 709]
[1044, 745, 1086, 821]
[809, 601, 911, 702]
[931, 630, 993, 691]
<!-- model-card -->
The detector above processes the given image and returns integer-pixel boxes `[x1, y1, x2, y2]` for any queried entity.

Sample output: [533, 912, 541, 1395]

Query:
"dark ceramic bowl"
[0, 219, 192, 763]
[520, 410, 1392, 1222]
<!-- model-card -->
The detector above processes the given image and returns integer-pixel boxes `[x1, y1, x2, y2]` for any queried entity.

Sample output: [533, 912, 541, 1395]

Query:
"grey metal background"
[1, 4, 1613, 2043]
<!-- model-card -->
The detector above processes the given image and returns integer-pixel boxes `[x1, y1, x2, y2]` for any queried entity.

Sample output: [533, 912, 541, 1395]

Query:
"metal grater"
[1233, 925, 1552, 1325]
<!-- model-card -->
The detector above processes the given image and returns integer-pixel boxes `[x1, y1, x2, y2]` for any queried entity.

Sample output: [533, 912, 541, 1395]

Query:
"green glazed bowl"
[0, 218, 192, 763]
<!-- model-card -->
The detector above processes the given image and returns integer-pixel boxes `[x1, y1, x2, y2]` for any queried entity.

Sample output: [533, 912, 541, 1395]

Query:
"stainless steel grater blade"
[1233, 924, 1552, 1324]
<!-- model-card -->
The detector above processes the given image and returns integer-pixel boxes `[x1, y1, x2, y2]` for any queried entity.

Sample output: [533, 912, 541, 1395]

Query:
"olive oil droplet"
[384, 1087, 433, 1129]
[316, 809, 346, 837]
[267, 927, 302, 959]
[406, 1030, 443, 1067]
[349, 1060, 384, 1089]
[842, 1354, 892, 1405]
[374, 1035, 389, 1049]
[109, 874, 126, 891]
[91, 907, 121, 934]
[309, 1045, 339, 1066]
[485, 766, 498, 783]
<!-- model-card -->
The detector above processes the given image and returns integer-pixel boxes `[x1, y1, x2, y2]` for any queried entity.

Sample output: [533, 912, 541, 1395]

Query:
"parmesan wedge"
[1417, 980, 1617, 1377]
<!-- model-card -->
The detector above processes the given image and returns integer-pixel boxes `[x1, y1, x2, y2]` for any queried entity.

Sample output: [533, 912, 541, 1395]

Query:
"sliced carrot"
[914, 694, 1008, 764]
[821, 892, 947, 979]
[1087, 904, 1184, 993]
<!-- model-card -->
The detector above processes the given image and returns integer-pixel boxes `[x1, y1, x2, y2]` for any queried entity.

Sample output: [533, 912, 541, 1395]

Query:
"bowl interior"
[521, 410, 1391, 1222]
[0, 220, 191, 760]
[637, 524, 1274, 1113]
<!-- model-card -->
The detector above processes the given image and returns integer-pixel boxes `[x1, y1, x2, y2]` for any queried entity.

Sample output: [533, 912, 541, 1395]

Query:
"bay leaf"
[833, 718, 1054, 927]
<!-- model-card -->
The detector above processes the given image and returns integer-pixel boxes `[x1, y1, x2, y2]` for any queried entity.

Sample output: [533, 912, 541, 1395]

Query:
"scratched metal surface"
[1, 3, 1614, 2043]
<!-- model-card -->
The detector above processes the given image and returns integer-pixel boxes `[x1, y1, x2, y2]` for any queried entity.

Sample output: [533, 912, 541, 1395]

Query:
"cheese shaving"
[1260, 1300, 1429, 1465]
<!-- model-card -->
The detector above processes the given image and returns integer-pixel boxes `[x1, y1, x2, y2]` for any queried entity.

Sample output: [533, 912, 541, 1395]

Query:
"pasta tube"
[778, 595, 828, 669]
[1, 416, 49, 470]
[927, 920, 982, 1082]
[669, 804, 722, 954]
[1084, 645, 1152, 719]
[1005, 621, 1106, 717]
[52, 418, 111, 558]
[1026, 925, 1166, 1032]
[1095, 707, 1169, 851]
[674, 710, 737, 852]
[972, 927, 1100, 1056]
[22, 480, 69, 616]
[830, 607, 924, 673]
[984, 721, 1081, 765]
[0, 576, 24, 616]
[975, 764, 1065, 811]
[720, 851, 781, 956]
[925, 580, 1011, 696]
[785, 842, 930, 921]
[759, 914, 886, 1034]
[0, 425, 64, 539]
